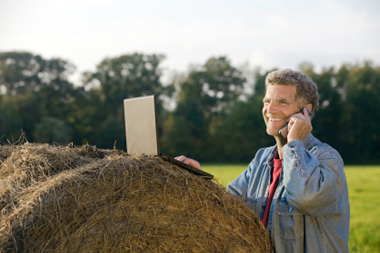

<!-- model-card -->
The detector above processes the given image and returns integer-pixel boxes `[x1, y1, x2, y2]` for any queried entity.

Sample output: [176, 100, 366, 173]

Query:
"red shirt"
[262, 156, 282, 228]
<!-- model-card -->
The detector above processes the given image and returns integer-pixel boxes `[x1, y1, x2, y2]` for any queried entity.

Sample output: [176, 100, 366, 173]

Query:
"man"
[176, 69, 350, 252]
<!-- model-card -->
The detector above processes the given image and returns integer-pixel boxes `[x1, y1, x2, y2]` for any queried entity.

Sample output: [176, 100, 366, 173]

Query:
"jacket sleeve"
[282, 140, 345, 217]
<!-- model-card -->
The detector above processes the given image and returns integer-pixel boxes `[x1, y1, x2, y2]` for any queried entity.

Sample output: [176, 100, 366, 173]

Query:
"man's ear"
[304, 104, 313, 117]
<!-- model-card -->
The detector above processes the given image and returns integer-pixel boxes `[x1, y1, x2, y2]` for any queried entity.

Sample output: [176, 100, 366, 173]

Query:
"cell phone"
[278, 107, 311, 139]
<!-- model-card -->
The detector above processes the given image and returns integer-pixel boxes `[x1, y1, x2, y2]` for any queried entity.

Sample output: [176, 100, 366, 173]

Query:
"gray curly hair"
[265, 69, 319, 117]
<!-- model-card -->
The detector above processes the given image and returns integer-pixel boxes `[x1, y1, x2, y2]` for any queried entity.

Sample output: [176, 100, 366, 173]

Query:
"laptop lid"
[124, 95, 159, 156]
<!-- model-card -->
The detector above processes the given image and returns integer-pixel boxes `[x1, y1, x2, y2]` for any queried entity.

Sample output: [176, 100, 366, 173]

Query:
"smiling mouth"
[268, 118, 284, 122]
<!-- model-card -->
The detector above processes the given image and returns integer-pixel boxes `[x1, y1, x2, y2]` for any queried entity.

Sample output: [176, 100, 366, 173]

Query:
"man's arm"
[282, 140, 345, 217]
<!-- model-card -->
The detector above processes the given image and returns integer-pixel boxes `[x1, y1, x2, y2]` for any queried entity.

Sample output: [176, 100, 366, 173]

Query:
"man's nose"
[266, 102, 277, 114]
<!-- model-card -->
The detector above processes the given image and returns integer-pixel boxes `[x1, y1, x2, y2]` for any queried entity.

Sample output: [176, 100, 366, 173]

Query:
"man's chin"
[266, 128, 280, 137]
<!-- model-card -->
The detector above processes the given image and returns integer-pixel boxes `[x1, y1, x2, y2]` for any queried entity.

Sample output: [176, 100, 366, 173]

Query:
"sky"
[1, 0, 379, 85]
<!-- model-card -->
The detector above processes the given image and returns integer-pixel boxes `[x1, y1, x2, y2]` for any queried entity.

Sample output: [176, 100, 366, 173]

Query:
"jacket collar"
[264, 133, 315, 166]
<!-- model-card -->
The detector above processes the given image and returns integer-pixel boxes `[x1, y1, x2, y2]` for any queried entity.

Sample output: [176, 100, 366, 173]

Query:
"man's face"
[262, 84, 300, 137]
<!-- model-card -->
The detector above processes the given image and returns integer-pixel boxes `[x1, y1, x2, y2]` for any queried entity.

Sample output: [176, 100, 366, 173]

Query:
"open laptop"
[123, 95, 214, 179]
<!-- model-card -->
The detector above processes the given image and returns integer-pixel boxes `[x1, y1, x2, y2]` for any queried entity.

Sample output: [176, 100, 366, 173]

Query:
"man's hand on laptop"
[174, 155, 202, 170]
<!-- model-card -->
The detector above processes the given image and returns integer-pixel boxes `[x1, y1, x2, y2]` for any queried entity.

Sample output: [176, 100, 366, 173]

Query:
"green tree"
[341, 62, 380, 163]
[163, 56, 246, 161]
[67, 87, 104, 146]
[84, 53, 165, 111]
[0, 52, 75, 96]
[177, 57, 245, 115]
[95, 115, 125, 149]
[0, 93, 40, 142]
[0, 51, 77, 142]
[211, 96, 273, 163]
[33, 117, 71, 144]
[299, 63, 345, 151]
[299, 61, 380, 164]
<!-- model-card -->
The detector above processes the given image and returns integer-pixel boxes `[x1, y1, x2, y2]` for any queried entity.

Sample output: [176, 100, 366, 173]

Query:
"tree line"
[0, 51, 379, 164]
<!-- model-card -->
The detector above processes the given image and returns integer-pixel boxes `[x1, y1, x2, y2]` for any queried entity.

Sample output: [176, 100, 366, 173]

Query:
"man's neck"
[275, 136, 288, 159]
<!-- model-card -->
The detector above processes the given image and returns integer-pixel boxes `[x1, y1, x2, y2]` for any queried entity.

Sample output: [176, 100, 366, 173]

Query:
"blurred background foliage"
[1, 51, 379, 164]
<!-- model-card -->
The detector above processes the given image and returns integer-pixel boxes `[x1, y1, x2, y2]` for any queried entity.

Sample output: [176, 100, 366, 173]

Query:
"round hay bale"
[0, 143, 273, 252]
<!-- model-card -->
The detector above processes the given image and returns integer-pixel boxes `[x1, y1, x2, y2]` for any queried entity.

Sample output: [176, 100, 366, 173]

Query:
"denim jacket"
[227, 134, 350, 252]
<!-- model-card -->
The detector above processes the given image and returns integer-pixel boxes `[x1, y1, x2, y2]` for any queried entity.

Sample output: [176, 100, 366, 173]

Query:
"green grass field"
[202, 165, 380, 253]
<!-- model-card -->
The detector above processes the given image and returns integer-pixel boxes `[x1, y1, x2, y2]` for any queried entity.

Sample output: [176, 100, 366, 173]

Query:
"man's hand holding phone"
[279, 107, 312, 142]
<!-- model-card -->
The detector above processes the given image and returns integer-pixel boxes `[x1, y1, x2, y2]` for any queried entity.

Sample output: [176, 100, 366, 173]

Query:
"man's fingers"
[187, 159, 202, 170]
[175, 155, 187, 162]
[287, 113, 313, 142]
[174, 155, 202, 170]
